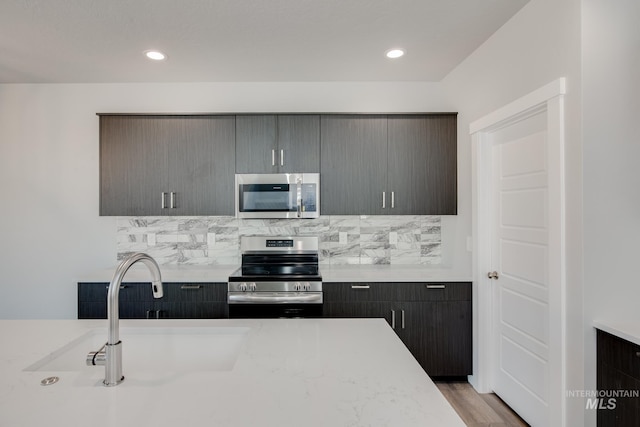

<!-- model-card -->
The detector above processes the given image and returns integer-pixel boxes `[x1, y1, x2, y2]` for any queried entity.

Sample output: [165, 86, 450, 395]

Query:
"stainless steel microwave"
[235, 173, 320, 219]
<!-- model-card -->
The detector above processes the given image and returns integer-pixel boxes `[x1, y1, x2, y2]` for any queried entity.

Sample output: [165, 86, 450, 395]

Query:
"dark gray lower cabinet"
[597, 329, 640, 426]
[77, 282, 228, 319]
[323, 282, 472, 377]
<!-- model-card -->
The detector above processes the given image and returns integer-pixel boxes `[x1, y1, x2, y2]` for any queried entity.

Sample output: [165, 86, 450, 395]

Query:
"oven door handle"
[228, 292, 323, 304]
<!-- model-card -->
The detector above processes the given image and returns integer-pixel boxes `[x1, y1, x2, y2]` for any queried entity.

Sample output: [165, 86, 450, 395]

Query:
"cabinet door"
[320, 115, 388, 214]
[235, 115, 277, 173]
[387, 115, 457, 214]
[277, 115, 320, 172]
[168, 116, 236, 215]
[398, 301, 472, 376]
[100, 116, 169, 216]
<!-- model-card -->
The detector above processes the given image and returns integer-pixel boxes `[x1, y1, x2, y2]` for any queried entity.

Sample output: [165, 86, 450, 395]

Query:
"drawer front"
[323, 283, 395, 302]
[161, 283, 227, 302]
[396, 282, 471, 301]
[78, 282, 155, 302]
[323, 282, 471, 302]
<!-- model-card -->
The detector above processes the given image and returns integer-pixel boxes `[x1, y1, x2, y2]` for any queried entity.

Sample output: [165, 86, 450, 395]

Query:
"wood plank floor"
[435, 380, 530, 427]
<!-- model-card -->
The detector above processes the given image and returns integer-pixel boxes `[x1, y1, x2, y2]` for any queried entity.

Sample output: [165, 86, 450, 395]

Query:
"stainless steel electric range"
[227, 236, 322, 318]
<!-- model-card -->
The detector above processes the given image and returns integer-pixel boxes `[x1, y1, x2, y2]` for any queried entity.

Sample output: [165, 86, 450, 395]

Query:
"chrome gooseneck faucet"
[87, 253, 163, 386]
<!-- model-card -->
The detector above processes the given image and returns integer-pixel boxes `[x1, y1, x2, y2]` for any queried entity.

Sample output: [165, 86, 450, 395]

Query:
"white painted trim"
[469, 78, 566, 134]
[470, 78, 567, 426]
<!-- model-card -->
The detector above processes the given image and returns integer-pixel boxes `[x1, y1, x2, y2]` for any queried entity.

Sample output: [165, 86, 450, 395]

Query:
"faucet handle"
[87, 343, 107, 366]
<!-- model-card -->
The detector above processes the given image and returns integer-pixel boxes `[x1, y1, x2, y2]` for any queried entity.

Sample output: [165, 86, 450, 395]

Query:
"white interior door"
[490, 112, 550, 426]
[470, 79, 566, 427]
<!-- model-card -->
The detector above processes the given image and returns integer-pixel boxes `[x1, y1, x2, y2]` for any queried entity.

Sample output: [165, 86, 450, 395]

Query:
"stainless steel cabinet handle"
[382, 191, 386, 208]
[391, 191, 395, 208]
[180, 285, 202, 290]
[145, 310, 153, 319]
[155, 310, 162, 319]
[427, 284, 446, 289]
[272, 149, 275, 166]
[170, 192, 176, 209]
[391, 309, 396, 329]
[105, 285, 128, 290]
[401, 310, 405, 329]
[351, 285, 370, 289]
[280, 149, 284, 166]
[161, 192, 167, 209]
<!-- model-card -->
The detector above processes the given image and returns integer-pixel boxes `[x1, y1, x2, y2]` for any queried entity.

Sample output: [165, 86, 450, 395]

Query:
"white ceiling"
[0, 0, 529, 83]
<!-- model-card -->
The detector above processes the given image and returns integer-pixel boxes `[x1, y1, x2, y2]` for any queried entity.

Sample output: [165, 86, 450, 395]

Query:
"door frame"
[469, 78, 567, 425]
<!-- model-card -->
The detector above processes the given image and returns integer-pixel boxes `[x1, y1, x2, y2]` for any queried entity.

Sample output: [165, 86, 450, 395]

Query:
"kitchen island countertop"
[0, 318, 465, 427]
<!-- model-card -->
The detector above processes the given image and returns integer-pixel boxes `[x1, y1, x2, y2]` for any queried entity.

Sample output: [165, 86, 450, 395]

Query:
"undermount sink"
[24, 326, 249, 373]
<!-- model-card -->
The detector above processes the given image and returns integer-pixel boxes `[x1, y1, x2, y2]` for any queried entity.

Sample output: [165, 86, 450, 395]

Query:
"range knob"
[238, 283, 248, 292]
[248, 282, 257, 292]
[302, 282, 311, 291]
[293, 282, 302, 291]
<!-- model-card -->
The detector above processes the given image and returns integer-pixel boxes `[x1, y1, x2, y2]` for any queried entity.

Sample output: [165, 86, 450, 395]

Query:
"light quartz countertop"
[0, 318, 465, 427]
[77, 264, 472, 283]
[593, 318, 640, 346]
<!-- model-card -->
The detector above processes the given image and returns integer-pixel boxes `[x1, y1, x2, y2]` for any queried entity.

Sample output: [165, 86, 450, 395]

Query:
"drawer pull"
[180, 285, 202, 290]
[391, 310, 396, 329]
[105, 285, 128, 290]
[427, 284, 446, 289]
[351, 285, 370, 289]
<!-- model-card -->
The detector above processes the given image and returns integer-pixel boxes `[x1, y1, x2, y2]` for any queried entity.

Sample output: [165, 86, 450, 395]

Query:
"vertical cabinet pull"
[271, 149, 276, 166]
[401, 309, 405, 329]
[391, 309, 396, 329]
[161, 192, 176, 209]
[391, 191, 395, 209]
[382, 191, 386, 209]
[280, 149, 284, 166]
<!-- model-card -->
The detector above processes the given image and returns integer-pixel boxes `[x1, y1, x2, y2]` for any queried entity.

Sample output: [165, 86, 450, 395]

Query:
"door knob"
[487, 271, 499, 279]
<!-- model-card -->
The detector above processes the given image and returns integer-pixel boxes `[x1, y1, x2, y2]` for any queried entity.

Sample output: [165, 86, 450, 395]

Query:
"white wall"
[583, 1, 640, 426]
[0, 82, 460, 319]
[442, 0, 584, 424]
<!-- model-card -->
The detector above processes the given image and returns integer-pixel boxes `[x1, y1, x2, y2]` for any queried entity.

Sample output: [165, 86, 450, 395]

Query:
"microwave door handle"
[297, 181, 302, 218]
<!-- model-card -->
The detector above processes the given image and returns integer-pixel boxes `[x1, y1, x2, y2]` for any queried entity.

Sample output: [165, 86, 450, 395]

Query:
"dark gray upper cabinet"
[320, 115, 388, 214]
[235, 114, 320, 173]
[320, 114, 457, 215]
[387, 115, 457, 214]
[99, 115, 235, 216]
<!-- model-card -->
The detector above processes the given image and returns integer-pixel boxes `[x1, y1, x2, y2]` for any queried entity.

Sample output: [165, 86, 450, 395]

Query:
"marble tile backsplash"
[116, 216, 442, 266]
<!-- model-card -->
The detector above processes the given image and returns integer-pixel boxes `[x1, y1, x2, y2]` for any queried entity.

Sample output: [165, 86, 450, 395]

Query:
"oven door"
[228, 291, 323, 318]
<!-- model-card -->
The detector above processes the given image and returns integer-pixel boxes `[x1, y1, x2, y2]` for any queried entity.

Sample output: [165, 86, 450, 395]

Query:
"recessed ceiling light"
[144, 50, 166, 61]
[385, 49, 405, 59]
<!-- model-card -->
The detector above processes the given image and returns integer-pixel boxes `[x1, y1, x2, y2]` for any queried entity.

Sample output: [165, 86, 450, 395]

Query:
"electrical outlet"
[339, 232, 347, 245]
[389, 232, 398, 245]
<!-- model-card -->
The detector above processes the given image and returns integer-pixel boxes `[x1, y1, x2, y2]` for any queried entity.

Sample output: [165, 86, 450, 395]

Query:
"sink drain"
[40, 376, 59, 386]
